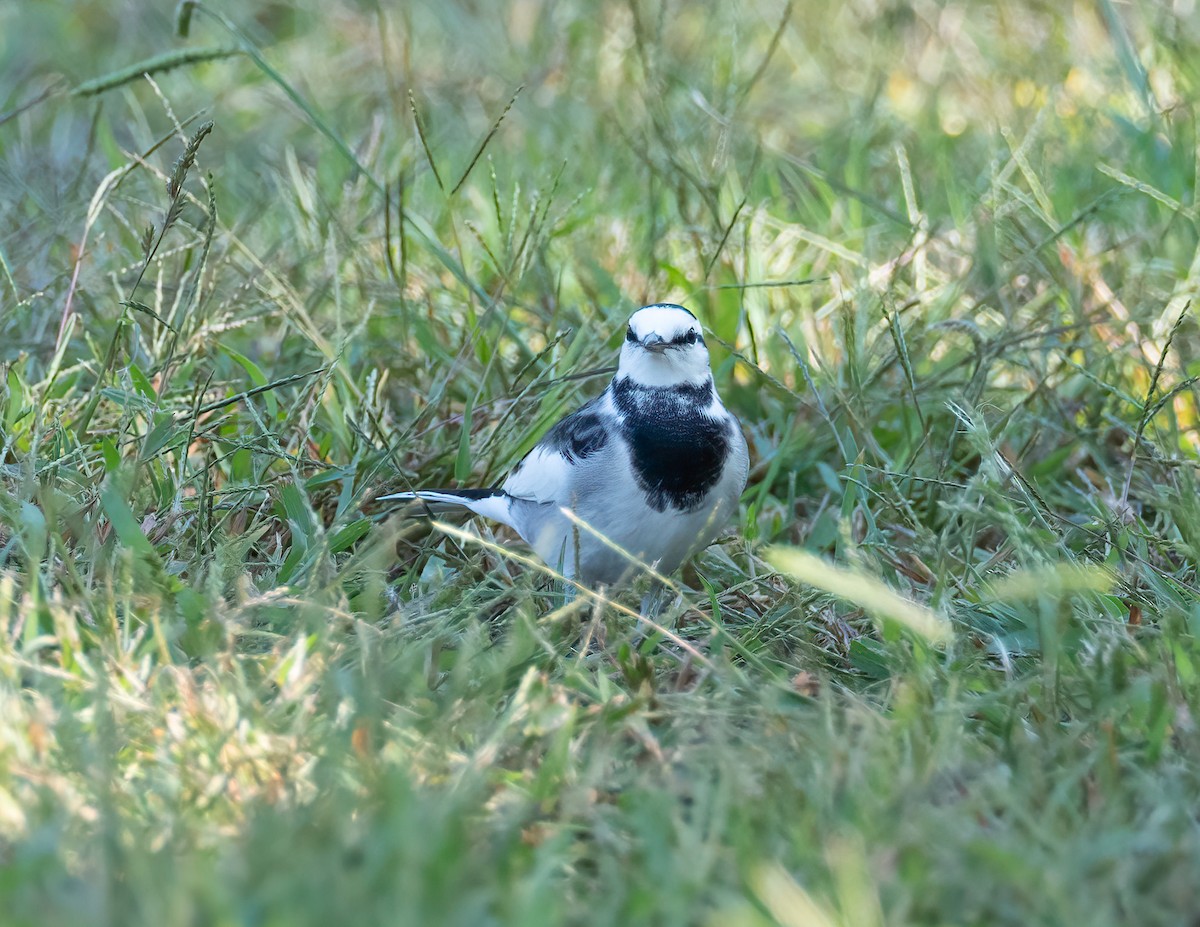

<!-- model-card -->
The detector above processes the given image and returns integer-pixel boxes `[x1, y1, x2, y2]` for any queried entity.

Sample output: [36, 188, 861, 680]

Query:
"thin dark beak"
[640, 333, 669, 353]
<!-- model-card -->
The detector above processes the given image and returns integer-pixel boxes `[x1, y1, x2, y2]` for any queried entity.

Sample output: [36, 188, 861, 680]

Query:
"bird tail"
[376, 488, 514, 526]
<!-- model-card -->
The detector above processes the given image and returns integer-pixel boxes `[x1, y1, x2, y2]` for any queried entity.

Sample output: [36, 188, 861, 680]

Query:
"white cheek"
[677, 345, 711, 376]
[616, 343, 712, 387]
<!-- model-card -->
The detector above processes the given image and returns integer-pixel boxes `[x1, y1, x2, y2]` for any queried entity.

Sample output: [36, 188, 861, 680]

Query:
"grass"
[3, 0, 1200, 923]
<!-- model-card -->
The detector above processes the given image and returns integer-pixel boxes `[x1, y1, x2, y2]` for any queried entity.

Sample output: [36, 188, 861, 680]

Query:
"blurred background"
[4, 2, 1195, 362]
[3, 2, 1200, 924]
[4, 0, 1198, 531]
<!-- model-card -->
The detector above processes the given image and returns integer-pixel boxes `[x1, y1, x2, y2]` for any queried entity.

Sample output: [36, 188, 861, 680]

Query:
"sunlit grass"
[2, 1, 1200, 924]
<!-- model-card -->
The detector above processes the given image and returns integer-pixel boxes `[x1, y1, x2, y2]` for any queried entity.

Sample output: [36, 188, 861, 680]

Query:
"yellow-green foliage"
[2, 1, 1200, 924]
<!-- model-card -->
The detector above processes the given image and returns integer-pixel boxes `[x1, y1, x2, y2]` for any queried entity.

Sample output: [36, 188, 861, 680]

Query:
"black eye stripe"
[627, 327, 704, 346]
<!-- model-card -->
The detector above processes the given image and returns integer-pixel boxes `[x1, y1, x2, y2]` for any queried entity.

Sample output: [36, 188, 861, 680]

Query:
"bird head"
[616, 303, 712, 388]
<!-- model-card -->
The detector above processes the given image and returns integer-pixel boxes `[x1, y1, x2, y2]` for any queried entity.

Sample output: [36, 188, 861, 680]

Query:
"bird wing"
[501, 395, 613, 505]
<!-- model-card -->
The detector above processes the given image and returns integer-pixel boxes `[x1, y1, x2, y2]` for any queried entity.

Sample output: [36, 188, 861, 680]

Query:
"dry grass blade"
[1120, 304, 1189, 507]
[72, 48, 243, 97]
[450, 85, 523, 196]
[767, 547, 950, 643]
[409, 89, 445, 192]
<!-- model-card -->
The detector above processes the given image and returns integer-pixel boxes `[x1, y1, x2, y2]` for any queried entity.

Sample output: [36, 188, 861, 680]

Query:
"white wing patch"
[501, 445, 573, 505]
[502, 396, 613, 506]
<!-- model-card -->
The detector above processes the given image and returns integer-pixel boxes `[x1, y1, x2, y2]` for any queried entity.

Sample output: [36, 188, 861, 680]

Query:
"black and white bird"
[380, 303, 749, 586]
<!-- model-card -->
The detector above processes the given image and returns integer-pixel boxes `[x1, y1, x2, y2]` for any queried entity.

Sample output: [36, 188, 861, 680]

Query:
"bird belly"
[508, 422, 746, 586]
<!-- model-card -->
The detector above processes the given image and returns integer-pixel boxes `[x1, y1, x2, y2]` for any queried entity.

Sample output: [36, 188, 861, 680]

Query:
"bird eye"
[684, 329, 698, 344]
[625, 327, 637, 344]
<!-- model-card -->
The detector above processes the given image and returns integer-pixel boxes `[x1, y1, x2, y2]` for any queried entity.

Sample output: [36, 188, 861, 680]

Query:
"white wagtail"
[380, 303, 749, 586]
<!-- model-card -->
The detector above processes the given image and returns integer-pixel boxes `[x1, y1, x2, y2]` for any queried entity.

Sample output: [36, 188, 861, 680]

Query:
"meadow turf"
[3, 1, 1200, 924]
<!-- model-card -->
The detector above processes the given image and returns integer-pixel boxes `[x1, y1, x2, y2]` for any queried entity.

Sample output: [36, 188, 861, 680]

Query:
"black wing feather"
[540, 397, 610, 463]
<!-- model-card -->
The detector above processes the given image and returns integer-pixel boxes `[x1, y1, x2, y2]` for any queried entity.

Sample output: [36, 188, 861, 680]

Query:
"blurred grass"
[3, 0, 1200, 923]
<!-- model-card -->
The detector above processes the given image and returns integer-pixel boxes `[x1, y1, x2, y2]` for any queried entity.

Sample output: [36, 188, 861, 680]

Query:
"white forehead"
[627, 304, 699, 339]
